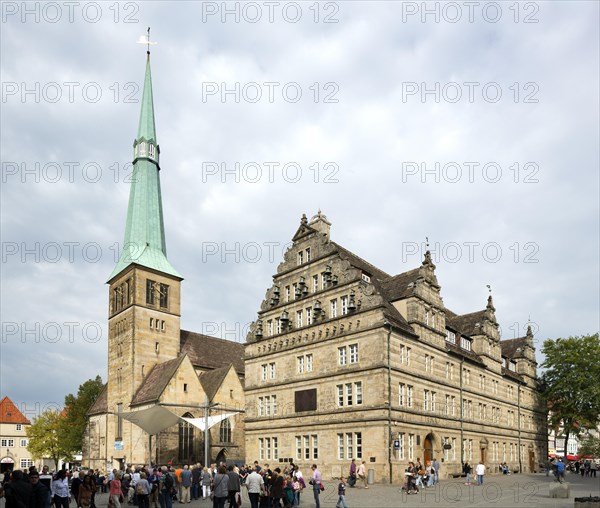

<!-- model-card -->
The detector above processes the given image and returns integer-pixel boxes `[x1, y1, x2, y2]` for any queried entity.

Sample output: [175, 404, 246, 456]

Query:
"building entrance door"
[424, 434, 433, 464]
[528, 450, 535, 472]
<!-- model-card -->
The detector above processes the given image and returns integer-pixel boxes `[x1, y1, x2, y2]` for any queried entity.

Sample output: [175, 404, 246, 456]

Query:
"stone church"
[244, 212, 548, 482]
[84, 52, 245, 470]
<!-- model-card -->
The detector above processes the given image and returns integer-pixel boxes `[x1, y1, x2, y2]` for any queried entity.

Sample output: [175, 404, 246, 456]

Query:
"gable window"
[305, 248, 311, 261]
[219, 418, 232, 443]
[460, 337, 472, 351]
[178, 412, 194, 461]
[349, 344, 359, 363]
[361, 273, 371, 282]
[330, 299, 337, 318]
[338, 347, 347, 365]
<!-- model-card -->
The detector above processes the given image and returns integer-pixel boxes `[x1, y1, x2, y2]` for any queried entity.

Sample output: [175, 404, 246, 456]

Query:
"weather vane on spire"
[137, 27, 157, 55]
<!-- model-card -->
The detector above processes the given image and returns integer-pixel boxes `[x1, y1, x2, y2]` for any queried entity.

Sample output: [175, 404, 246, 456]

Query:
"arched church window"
[219, 418, 231, 443]
[178, 412, 194, 462]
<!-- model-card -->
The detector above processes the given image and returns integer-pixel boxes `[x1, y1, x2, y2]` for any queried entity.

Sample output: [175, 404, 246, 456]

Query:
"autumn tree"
[541, 333, 600, 455]
[26, 409, 72, 470]
[62, 376, 104, 455]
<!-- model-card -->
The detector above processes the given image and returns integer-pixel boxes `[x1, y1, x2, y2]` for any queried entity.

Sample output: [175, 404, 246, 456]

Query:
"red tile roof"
[0, 396, 31, 424]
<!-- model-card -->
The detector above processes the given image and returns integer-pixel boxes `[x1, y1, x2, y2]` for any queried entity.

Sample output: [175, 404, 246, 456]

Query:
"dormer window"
[460, 336, 472, 351]
[446, 330, 456, 344]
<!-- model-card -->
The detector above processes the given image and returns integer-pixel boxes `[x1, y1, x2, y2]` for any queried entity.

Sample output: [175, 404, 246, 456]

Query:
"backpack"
[136, 483, 144, 495]
[164, 474, 174, 490]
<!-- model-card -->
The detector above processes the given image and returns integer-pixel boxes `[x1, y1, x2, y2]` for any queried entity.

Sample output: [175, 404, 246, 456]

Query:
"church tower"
[105, 48, 183, 463]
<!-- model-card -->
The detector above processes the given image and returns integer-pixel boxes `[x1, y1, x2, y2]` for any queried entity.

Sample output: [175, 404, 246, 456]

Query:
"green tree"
[26, 410, 72, 469]
[62, 376, 104, 455]
[577, 434, 600, 458]
[541, 333, 600, 455]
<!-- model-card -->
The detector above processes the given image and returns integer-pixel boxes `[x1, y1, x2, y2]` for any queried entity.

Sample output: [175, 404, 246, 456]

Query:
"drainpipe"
[385, 321, 393, 484]
[460, 356, 464, 467]
[518, 383, 522, 473]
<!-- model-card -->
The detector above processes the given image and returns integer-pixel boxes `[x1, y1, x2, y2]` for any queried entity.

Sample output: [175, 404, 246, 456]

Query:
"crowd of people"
[0, 461, 337, 508]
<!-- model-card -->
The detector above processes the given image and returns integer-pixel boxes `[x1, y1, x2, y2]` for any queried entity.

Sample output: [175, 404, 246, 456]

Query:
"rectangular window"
[446, 330, 456, 344]
[296, 310, 303, 328]
[443, 437, 450, 461]
[362, 273, 371, 282]
[307, 307, 313, 325]
[408, 434, 414, 459]
[259, 438, 264, 460]
[338, 434, 344, 460]
[305, 248, 311, 262]
[431, 391, 436, 412]
[159, 283, 169, 308]
[20, 458, 33, 469]
[424, 389, 429, 411]
[1, 439, 14, 447]
[298, 356, 305, 373]
[406, 347, 411, 366]
[16, 424, 22, 431]
[451, 396, 455, 416]
[306, 354, 313, 372]
[267, 320, 273, 336]
[285, 286, 290, 302]
[312, 435, 318, 459]
[330, 299, 337, 318]
[355, 432, 363, 459]
[451, 438, 457, 461]
[349, 344, 359, 363]
[398, 433, 405, 460]
[399, 383, 405, 406]
[337, 385, 344, 407]
[407, 385, 413, 408]
[259, 397, 265, 417]
[346, 383, 353, 406]
[273, 437, 279, 459]
[261, 364, 268, 381]
[469, 439, 473, 461]
[298, 251, 304, 265]
[338, 347, 347, 365]
[269, 362, 276, 379]
[355, 382, 363, 405]
[20, 439, 27, 447]
[296, 436, 302, 459]
[445, 395, 450, 415]
[313, 275, 319, 292]
[399, 345, 405, 364]
[276, 318, 281, 335]
[341, 296, 348, 315]
[304, 436, 310, 459]
[146, 279, 155, 305]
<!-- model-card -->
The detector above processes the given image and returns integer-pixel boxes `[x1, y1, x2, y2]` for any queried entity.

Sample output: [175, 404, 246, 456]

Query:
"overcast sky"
[1, 1, 598, 418]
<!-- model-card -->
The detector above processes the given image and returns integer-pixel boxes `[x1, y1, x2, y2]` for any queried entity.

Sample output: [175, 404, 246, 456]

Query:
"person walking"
[335, 477, 348, 508]
[463, 462, 472, 485]
[432, 459, 440, 485]
[475, 461, 485, 486]
[348, 460, 356, 488]
[310, 465, 322, 508]
[109, 472, 124, 508]
[226, 465, 240, 508]
[357, 461, 367, 489]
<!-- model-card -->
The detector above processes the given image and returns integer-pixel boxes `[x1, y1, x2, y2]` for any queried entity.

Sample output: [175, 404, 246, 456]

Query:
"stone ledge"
[549, 482, 570, 499]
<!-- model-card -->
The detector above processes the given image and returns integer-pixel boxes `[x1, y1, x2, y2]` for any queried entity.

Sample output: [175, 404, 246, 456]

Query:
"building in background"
[0, 396, 32, 474]
[245, 213, 547, 482]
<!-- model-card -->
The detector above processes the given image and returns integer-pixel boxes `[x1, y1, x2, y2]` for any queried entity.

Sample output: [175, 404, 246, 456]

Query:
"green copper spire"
[137, 54, 157, 144]
[108, 53, 181, 282]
